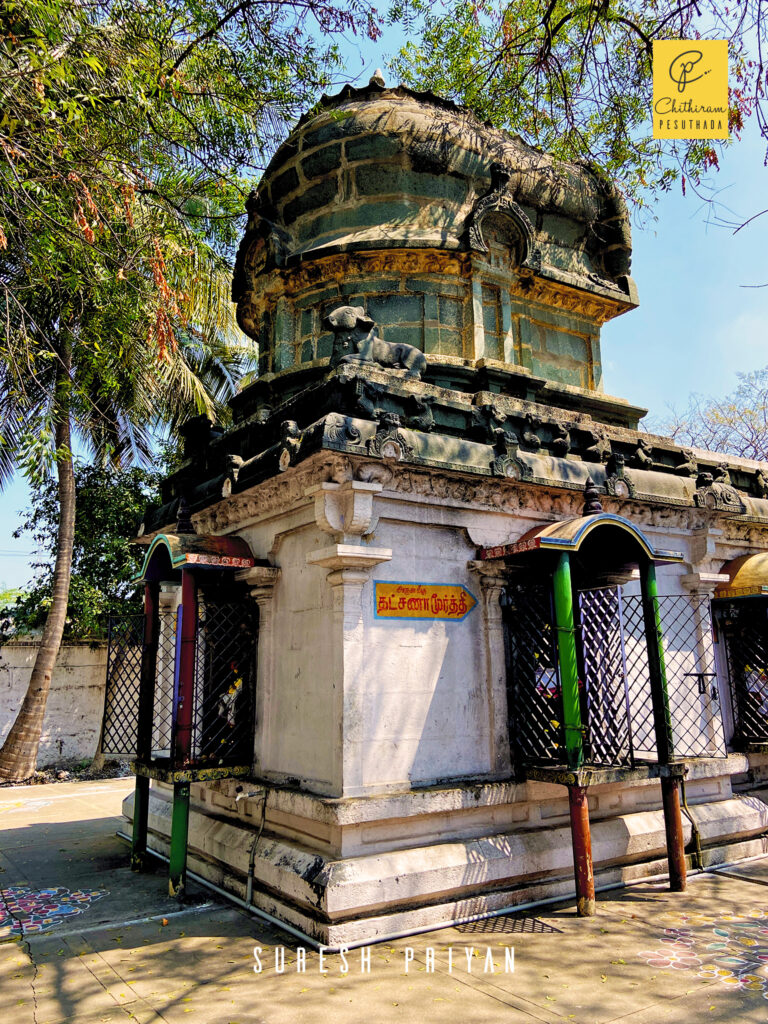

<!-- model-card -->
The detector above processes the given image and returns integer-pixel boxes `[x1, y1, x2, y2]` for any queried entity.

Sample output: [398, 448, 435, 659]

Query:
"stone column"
[235, 565, 281, 775]
[468, 560, 513, 776]
[681, 571, 731, 754]
[154, 583, 179, 756]
[305, 480, 392, 796]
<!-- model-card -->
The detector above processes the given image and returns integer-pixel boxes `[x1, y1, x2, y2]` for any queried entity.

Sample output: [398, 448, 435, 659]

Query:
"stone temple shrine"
[103, 74, 768, 945]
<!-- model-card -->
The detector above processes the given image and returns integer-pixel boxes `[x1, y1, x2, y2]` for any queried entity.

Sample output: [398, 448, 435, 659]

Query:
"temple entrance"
[101, 589, 257, 772]
[101, 517, 260, 898]
[714, 597, 768, 746]
[711, 554, 768, 750]
[487, 498, 729, 915]
[502, 580, 726, 777]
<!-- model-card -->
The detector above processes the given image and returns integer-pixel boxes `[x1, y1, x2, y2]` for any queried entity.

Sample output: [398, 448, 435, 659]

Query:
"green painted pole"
[639, 560, 674, 764]
[552, 552, 583, 770]
[639, 559, 686, 892]
[552, 552, 595, 916]
[168, 781, 191, 899]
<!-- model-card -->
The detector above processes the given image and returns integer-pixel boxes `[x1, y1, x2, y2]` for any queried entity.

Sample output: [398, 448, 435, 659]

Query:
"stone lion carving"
[324, 305, 427, 380]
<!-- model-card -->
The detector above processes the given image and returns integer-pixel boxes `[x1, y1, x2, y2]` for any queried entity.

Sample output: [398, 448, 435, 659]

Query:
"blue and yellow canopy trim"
[714, 553, 768, 600]
[480, 512, 684, 564]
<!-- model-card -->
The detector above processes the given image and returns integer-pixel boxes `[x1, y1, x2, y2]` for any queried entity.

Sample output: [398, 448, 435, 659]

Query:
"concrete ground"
[3, 781, 768, 1023]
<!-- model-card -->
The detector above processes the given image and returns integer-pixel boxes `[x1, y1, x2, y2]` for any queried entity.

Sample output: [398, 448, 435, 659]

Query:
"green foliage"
[390, 1, 761, 211]
[0, 0, 382, 481]
[2, 463, 159, 639]
[0, 585, 22, 606]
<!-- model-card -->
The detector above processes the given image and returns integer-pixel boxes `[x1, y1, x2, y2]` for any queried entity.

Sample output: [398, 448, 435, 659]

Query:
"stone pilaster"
[681, 570, 733, 751]
[236, 565, 281, 773]
[306, 480, 391, 795]
[468, 560, 513, 777]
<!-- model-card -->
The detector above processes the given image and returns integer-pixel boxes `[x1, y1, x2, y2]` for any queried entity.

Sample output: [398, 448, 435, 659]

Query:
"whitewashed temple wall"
[211, 472, 768, 800]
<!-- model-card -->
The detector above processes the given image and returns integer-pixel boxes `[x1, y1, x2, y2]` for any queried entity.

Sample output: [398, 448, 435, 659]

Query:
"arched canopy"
[480, 512, 684, 565]
[713, 553, 768, 600]
[135, 532, 255, 583]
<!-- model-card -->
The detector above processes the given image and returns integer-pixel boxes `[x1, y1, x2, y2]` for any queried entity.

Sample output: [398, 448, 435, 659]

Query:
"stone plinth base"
[122, 762, 768, 946]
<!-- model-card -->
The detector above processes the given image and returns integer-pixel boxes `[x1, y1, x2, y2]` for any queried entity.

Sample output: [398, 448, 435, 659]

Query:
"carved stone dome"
[232, 77, 637, 395]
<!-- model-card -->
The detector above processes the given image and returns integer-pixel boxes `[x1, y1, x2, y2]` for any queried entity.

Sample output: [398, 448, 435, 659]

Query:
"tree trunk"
[0, 341, 76, 782]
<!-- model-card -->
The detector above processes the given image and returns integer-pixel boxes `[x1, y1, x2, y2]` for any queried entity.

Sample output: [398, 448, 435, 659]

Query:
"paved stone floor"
[3, 779, 768, 1022]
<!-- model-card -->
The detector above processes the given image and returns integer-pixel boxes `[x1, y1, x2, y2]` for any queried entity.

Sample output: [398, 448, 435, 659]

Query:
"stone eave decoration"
[466, 162, 542, 274]
[605, 452, 636, 499]
[490, 429, 532, 481]
[367, 411, 415, 462]
[694, 469, 747, 515]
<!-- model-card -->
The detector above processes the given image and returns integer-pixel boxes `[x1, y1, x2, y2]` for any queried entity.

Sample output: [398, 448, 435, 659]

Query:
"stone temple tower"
[112, 75, 768, 943]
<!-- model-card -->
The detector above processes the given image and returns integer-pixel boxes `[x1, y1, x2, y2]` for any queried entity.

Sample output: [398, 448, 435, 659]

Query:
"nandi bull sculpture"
[324, 305, 427, 380]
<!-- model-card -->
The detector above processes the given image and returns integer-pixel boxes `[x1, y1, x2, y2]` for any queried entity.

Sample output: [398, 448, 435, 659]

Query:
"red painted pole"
[174, 569, 197, 767]
[568, 785, 596, 916]
[661, 775, 687, 891]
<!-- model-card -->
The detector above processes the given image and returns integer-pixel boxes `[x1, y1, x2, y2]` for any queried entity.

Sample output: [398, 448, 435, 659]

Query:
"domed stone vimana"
[114, 75, 768, 943]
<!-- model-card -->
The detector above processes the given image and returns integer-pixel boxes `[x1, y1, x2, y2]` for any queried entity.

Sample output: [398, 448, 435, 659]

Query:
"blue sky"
[1, 40, 766, 591]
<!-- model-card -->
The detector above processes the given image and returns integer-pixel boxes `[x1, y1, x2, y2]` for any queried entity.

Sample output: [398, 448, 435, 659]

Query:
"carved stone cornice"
[307, 479, 382, 542]
[191, 453, 354, 535]
[508, 275, 629, 325]
[306, 544, 392, 574]
[188, 449, 768, 553]
[235, 565, 281, 595]
[273, 249, 468, 297]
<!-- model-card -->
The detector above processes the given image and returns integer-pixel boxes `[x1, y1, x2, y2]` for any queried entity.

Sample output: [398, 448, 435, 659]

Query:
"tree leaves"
[389, 0, 762, 210]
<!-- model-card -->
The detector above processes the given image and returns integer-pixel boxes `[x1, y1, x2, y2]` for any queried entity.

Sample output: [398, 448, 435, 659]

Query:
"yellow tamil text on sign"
[374, 581, 477, 621]
[653, 39, 729, 139]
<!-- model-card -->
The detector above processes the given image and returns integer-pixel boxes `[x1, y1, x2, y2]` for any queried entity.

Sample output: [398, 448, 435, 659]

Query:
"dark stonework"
[137, 84, 768, 540]
[326, 305, 428, 379]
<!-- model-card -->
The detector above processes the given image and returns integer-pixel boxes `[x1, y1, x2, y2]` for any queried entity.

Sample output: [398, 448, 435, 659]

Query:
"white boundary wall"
[0, 642, 108, 763]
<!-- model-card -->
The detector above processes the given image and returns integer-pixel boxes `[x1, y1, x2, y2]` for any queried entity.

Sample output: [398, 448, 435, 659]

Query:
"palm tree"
[0, 244, 255, 782]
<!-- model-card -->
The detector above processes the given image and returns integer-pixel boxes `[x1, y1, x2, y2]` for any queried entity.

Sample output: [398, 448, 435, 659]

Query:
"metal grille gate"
[577, 588, 635, 767]
[717, 599, 768, 744]
[502, 583, 727, 772]
[190, 599, 257, 767]
[655, 595, 725, 759]
[102, 614, 144, 757]
[101, 596, 257, 768]
[501, 581, 565, 767]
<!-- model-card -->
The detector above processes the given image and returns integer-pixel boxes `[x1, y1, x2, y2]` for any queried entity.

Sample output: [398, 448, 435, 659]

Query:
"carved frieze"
[694, 472, 747, 515]
[277, 420, 302, 472]
[631, 438, 654, 469]
[581, 425, 611, 463]
[675, 448, 698, 477]
[550, 421, 572, 458]
[367, 412, 415, 462]
[520, 413, 542, 452]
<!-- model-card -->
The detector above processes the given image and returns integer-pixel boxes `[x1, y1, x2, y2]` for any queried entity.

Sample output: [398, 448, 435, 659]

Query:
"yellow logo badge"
[653, 39, 729, 139]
